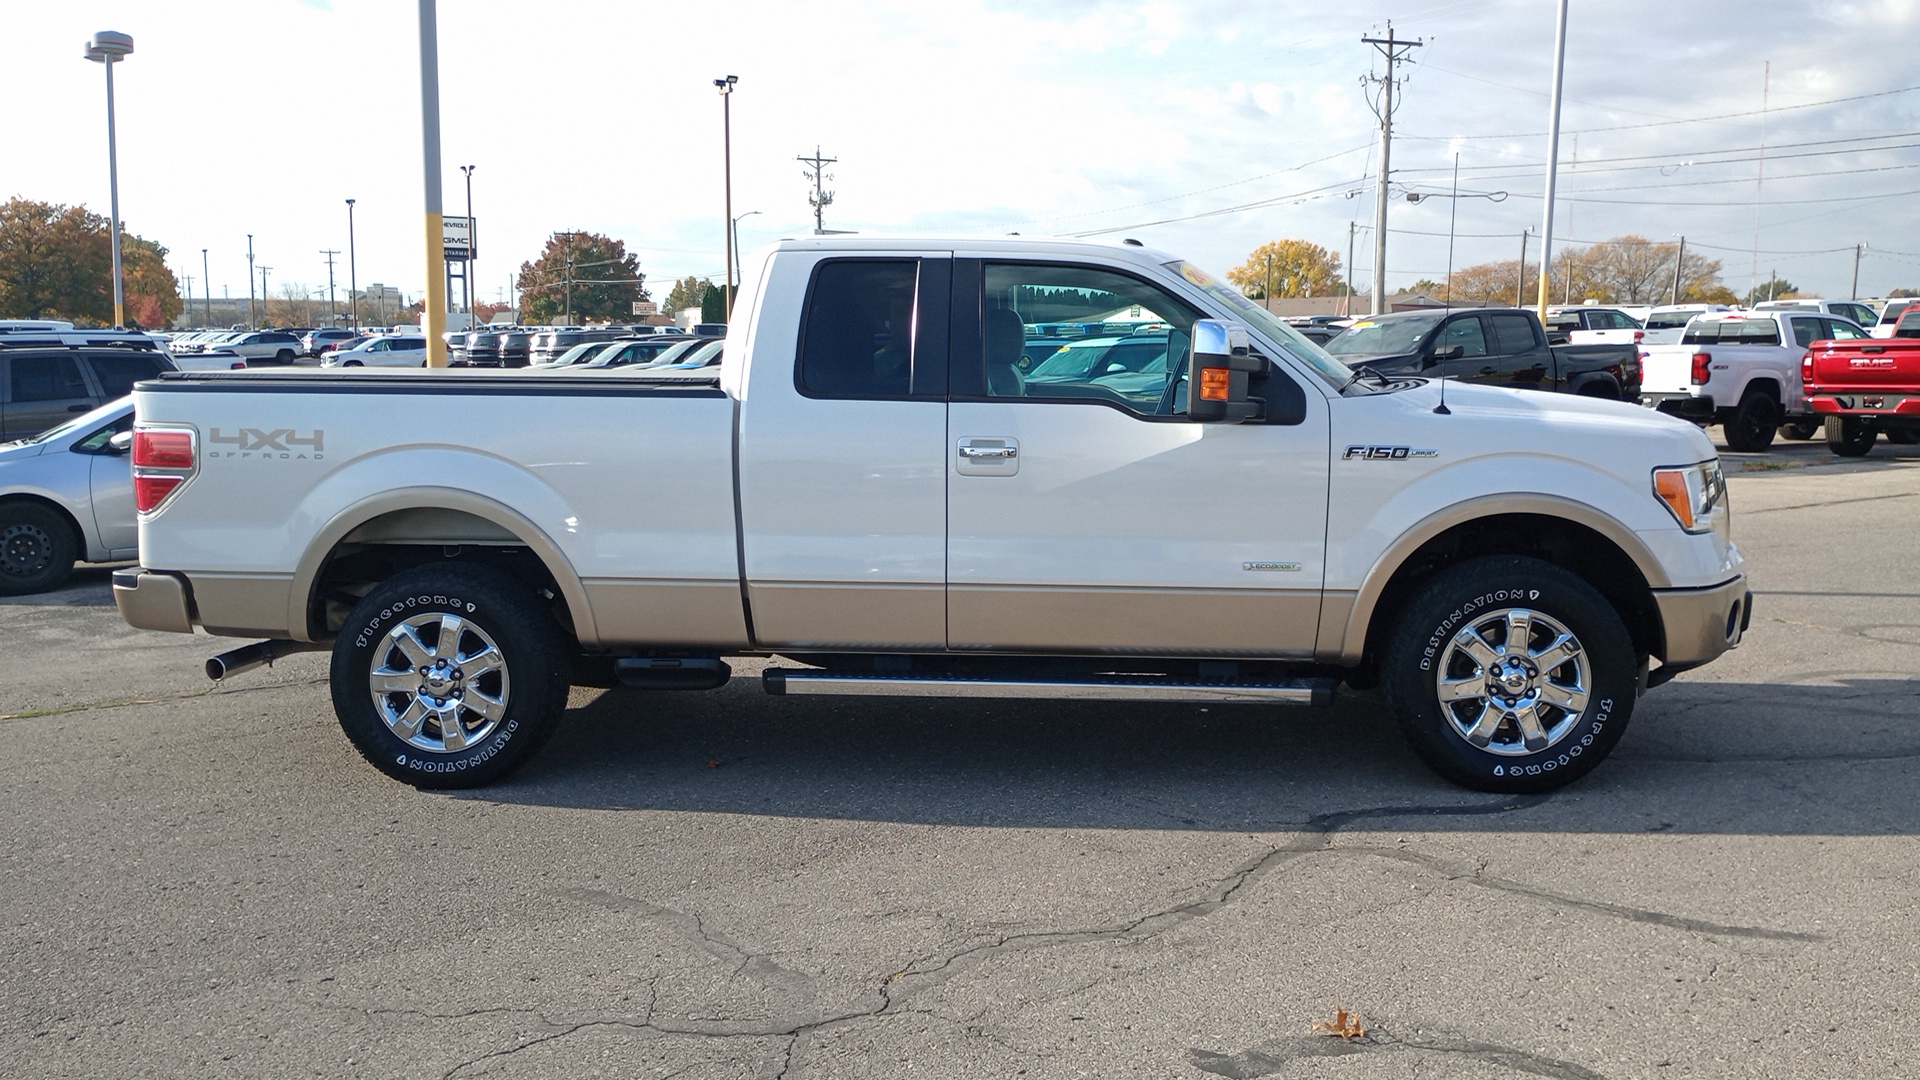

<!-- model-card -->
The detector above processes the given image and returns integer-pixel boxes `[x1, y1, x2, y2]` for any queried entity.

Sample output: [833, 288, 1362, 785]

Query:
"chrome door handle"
[959, 445, 1018, 459]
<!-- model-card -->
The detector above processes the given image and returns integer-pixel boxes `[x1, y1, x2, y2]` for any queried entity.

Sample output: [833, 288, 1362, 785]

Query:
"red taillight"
[1632, 329, 1644, 344]
[1690, 352, 1712, 386]
[135, 475, 185, 513]
[1801, 350, 1814, 387]
[134, 430, 195, 468]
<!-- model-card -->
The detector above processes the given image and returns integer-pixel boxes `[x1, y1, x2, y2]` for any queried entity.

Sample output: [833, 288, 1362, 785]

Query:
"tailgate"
[1639, 344, 1700, 396]
[1808, 340, 1920, 390]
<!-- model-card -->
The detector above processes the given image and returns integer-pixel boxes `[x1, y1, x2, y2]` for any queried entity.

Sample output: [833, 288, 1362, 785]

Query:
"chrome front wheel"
[1433, 607, 1590, 756]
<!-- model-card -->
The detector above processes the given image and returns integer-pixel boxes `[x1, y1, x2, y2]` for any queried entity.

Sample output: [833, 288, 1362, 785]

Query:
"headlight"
[1653, 460, 1727, 534]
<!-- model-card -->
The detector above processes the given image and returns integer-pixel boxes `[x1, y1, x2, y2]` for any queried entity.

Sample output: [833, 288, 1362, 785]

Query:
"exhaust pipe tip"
[205, 639, 326, 682]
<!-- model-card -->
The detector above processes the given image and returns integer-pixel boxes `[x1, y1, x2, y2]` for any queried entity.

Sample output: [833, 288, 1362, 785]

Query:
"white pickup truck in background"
[1640, 308, 1871, 449]
[114, 236, 1749, 794]
[1545, 304, 1645, 347]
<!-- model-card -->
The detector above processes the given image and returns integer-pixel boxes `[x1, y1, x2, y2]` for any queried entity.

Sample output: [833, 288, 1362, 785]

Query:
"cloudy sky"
[7, 0, 1917, 313]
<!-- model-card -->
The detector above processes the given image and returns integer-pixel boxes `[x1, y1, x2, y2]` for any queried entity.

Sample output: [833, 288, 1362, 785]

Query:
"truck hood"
[1347, 378, 1716, 465]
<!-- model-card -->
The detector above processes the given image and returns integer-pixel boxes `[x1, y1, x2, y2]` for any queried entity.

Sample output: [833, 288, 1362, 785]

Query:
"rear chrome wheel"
[365, 612, 512, 753]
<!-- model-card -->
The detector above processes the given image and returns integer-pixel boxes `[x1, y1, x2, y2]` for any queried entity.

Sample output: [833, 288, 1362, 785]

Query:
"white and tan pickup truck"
[115, 236, 1749, 793]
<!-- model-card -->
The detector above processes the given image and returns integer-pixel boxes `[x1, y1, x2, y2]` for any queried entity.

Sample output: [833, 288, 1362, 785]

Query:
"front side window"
[1440, 315, 1489, 358]
[1826, 318, 1869, 340]
[797, 260, 918, 399]
[980, 262, 1199, 416]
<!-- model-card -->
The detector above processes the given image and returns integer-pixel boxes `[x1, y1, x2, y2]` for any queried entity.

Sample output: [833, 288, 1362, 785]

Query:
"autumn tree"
[662, 275, 710, 318]
[515, 231, 648, 324]
[1575, 235, 1723, 305]
[1228, 239, 1344, 299]
[0, 197, 181, 326]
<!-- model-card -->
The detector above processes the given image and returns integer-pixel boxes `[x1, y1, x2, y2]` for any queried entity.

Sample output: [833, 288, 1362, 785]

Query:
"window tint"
[980, 262, 1200, 416]
[798, 260, 919, 398]
[10, 355, 89, 402]
[1440, 316, 1489, 358]
[86, 355, 163, 397]
[1684, 320, 1781, 346]
[1791, 318, 1822, 348]
[1488, 313, 1538, 354]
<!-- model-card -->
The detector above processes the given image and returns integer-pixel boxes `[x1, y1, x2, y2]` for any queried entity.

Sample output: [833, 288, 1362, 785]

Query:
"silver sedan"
[0, 398, 136, 594]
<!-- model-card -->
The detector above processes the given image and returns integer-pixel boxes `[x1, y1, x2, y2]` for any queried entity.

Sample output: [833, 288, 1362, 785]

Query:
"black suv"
[0, 346, 177, 439]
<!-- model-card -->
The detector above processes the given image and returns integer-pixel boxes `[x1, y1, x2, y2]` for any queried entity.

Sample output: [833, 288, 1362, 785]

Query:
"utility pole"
[1670, 235, 1686, 305]
[1852, 243, 1864, 301]
[259, 265, 272, 325]
[1264, 251, 1274, 307]
[246, 233, 256, 329]
[182, 275, 194, 325]
[1516, 228, 1530, 308]
[798, 146, 837, 235]
[201, 248, 211, 328]
[1362, 22, 1421, 316]
[1345, 221, 1356, 316]
[321, 249, 340, 325]
[562, 231, 574, 325]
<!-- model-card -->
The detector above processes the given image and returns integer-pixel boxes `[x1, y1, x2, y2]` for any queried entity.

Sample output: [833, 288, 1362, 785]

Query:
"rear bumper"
[1652, 575, 1751, 670]
[113, 568, 196, 634]
[1641, 392, 1716, 419]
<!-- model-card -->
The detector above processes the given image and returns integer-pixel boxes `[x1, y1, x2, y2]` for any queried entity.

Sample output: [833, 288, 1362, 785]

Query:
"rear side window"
[1683, 320, 1781, 346]
[85, 354, 164, 397]
[1489, 313, 1539, 354]
[797, 260, 921, 399]
[1790, 319, 1822, 348]
[10, 355, 89, 402]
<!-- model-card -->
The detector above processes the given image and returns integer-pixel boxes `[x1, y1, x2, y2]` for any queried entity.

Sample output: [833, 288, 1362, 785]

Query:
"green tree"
[1407, 279, 1446, 297]
[515, 231, 647, 324]
[1888, 287, 1920, 298]
[662, 275, 709, 318]
[1745, 278, 1797, 306]
[1227, 239, 1344, 299]
[700, 281, 727, 323]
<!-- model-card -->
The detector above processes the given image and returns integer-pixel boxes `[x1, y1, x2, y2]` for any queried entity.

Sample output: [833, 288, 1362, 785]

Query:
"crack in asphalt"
[437, 795, 1806, 1076]
[0, 674, 328, 723]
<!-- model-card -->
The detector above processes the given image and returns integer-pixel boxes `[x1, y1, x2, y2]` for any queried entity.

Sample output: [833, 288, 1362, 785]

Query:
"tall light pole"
[460, 164, 476, 319]
[1670, 235, 1687, 305]
[1516, 228, 1531, 308]
[246, 233, 256, 329]
[84, 31, 134, 328]
[259, 265, 272, 325]
[201, 248, 211, 327]
[345, 199, 358, 331]
[1534, 0, 1571, 319]
[731, 209, 761, 291]
[715, 75, 739, 320]
[416, 0, 449, 366]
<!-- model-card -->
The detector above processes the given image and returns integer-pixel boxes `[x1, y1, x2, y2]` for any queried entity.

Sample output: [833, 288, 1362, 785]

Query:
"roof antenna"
[1433, 372, 1451, 415]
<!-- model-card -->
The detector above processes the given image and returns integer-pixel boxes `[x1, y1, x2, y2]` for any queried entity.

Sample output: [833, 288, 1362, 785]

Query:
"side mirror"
[1186, 319, 1262, 423]
[1426, 344, 1465, 366]
[107, 430, 135, 455]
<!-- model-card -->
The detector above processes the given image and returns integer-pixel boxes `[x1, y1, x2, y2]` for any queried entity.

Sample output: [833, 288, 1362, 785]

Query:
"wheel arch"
[0, 492, 89, 557]
[290, 487, 597, 646]
[1328, 495, 1667, 669]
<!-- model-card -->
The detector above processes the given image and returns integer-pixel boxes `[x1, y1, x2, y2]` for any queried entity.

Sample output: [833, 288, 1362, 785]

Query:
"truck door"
[945, 257, 1331, 657]
[1486, 311, 1550, 389]
[735, 251, 953, 649]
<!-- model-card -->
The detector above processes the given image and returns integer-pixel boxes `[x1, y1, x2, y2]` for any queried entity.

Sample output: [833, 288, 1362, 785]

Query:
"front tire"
[1722, 390, 1779, 452]
[1383, 556, 1638, 793]
[330, 564, 569, 787]
[1826, 416, 1877, 457]
[0, 502, 77, 595]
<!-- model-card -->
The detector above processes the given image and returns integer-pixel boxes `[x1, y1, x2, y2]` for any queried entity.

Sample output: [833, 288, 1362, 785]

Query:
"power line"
[1398, 82, 1920, 140]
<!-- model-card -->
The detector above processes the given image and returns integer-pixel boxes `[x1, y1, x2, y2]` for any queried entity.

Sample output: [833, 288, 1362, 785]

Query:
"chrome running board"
[761, 669, 1334, 705]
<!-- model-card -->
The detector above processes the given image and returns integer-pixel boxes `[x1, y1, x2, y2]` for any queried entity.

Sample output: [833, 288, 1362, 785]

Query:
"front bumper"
[113, 568, 196, 634]
[1652, 575, 1751, 672]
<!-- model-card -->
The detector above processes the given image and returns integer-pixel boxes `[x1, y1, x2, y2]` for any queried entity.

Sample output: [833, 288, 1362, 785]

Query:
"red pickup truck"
[1803, 308, 1920, 455]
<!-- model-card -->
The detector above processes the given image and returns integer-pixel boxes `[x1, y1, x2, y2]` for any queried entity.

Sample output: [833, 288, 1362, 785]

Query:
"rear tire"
[1383, 556, 1638, 793]
[1826, 416, 1877, 457]
[1722, 390, 1779, 452]
[273, 349, 295, 364]
[0, 502, 77, 596]
[330, 564, 570, 787]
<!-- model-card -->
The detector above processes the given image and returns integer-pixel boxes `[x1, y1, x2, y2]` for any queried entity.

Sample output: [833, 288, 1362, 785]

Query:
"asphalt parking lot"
[4, 435, 1918, 1080]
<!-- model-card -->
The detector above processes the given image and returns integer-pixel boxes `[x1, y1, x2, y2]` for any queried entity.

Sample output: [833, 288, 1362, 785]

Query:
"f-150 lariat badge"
[1342, 445, 1438, 460]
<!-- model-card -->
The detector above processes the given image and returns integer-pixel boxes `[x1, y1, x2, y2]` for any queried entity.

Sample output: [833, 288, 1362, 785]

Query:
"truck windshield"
[1163, 261, 1353, 386]
[1324, 314, 1443, 358]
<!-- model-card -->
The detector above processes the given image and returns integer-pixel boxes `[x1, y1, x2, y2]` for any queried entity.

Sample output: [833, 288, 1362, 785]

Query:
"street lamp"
[460, 164, 476, 318]
[731, 210, 761, 292]
[247, 233, 256, 329]
[201, 248, 210, 327]
[1404, 156, 1508, 309]
[715, 74, 738, 320]
[345, 199, 358, 331]
[84, 31, 133, 328]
